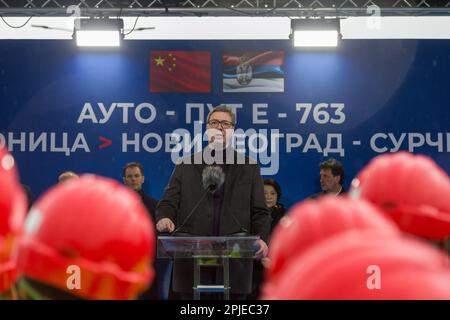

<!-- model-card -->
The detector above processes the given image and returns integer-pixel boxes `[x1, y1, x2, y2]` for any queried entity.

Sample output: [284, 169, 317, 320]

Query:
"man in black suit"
[123, 162, 161, 299]
[123, 162, 158, 215]
[156, 105, 270, 299]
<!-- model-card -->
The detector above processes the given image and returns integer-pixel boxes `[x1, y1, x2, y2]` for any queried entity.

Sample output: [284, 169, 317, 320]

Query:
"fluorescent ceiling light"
[291, 18, 340, 48]
[293, 30, 338, 47]
[75, 30, 121, 47]
[74, 18, 123, 47]
[3, 16, 450, 40]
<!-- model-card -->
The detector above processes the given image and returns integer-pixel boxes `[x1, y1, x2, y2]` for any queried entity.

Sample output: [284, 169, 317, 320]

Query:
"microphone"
[203, 167, 248, 235]
[171, 166, 225, 235]
[203, 166, 249, 235]
[202, 165, 225, 192]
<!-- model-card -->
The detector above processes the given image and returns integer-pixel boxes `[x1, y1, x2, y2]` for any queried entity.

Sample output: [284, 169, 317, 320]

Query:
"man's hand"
[156, 218, 175, 233]
[254, 239, 269, 258]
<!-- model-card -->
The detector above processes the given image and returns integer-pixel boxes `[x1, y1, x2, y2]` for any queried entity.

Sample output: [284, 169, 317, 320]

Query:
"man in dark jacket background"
[123, 162, 164, 299]
[310, 158, 346, 199]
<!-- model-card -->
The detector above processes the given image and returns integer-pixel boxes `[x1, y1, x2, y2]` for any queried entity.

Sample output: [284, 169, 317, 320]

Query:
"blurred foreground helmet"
[14, 175, 155, 300]
[350, 152, 450, 240]
[267, 197, 398, 284]
[263, 232, 450, 300]
[0, 147, 27, 294]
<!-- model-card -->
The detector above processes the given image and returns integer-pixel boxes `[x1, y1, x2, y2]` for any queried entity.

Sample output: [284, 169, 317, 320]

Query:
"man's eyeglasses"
[207, 119, 235, 129]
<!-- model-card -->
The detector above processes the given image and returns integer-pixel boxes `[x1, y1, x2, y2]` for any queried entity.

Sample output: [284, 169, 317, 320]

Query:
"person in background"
[263, 179, 287, 232]
[122, 162, 170, 300]
[310, 158, 345, 199]
[58, 171, 78, 183]
[123, 162, 158, 216]
[249, 178, 287, 299]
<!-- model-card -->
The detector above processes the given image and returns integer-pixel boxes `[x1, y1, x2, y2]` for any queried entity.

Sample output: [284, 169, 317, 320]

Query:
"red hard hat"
[0, 147, 27, 293]
[14, 175, 155, 300]
[263, 232, 450, 300]
[350, 152, 450, 240]
[267, 197, 398, 284]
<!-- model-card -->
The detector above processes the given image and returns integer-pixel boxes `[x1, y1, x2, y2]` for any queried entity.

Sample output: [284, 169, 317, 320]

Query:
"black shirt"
[136, 189, 159, 300]
[137, 189, 158, 220]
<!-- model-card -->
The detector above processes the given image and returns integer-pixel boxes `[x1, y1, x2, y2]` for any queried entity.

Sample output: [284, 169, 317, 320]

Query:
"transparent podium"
[157, 235, 260, 300]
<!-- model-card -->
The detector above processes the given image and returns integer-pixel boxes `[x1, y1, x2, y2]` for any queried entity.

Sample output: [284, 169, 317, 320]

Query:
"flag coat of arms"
[150, 51, 211, 93]
[223, 51, 285, 92]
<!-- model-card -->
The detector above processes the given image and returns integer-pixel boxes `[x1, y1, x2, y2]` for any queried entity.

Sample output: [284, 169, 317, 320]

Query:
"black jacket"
[156, 152, 270, 241]
[138, 189, 158, 220]
[136, 189, 159, 300]
[270, 203, 287, 234]
[155, 151, 271, 294]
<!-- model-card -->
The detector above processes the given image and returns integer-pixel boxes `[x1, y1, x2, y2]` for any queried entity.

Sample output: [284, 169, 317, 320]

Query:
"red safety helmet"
[351, 152, 450, 240]
[0, 147, 27, 293]
[267, 197, 398, 284]
[14, 175, 155, 300]
[263, 232, 450, 300]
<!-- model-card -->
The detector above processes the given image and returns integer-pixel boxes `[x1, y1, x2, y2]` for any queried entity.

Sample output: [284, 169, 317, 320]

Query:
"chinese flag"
[150, 51, 211, 93]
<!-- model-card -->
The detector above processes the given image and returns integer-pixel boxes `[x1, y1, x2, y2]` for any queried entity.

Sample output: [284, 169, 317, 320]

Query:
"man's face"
[206, 111, 234, 149]
[123, 166, 144, 191]
[320, 168, 340, 193]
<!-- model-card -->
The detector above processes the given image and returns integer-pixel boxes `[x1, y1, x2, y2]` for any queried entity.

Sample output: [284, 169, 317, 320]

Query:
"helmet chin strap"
[16, 278, 49, 300]
[10, 283, 18, 300]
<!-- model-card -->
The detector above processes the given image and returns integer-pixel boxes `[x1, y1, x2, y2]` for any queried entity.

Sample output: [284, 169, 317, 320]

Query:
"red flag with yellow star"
[150, 51, 211, 93]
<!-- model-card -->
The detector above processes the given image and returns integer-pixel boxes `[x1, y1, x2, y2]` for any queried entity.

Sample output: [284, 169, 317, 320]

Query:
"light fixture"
[291, 18, 341, 47]
[74, 18, 124, 47]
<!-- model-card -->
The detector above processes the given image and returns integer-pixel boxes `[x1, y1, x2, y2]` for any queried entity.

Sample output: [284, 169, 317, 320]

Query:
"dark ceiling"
[1, 0, 450, 16]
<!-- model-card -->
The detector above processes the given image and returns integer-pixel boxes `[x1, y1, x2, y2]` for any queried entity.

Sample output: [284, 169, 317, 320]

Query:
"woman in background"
[263, 179, 287, 232]
[250, 179, 287, 299]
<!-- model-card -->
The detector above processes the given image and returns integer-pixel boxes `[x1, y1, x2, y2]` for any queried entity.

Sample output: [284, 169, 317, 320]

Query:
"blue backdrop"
[1, 39, 449, 208]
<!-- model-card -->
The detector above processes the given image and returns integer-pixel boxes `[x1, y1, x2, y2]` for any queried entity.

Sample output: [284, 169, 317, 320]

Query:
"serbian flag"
[223, 51, 284, 92]
[150, 51, 211, 93]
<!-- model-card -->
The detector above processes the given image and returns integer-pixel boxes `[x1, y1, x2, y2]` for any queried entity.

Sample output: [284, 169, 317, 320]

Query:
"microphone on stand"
[171, 166, 225, 235]
[204, 165, 249, 235]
